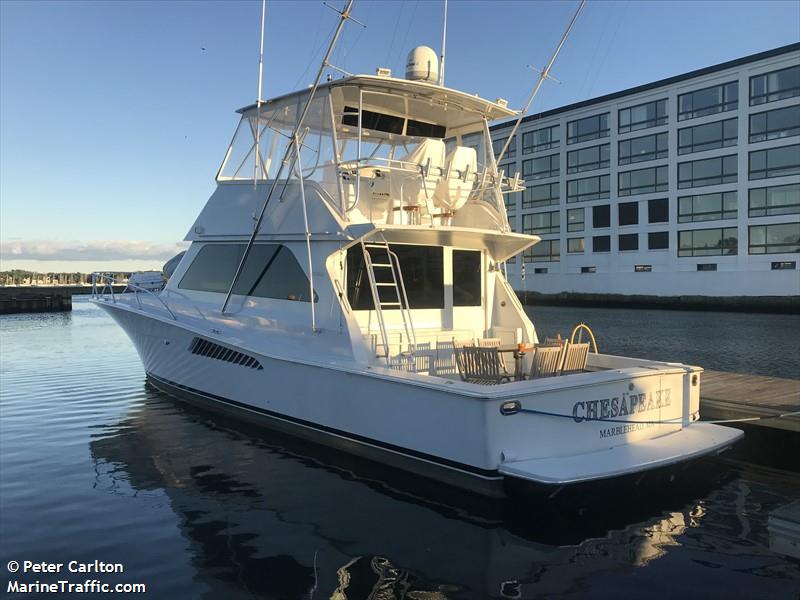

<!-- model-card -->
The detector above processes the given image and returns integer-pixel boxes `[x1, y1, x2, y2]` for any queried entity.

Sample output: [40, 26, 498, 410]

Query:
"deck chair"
[452, 338, 474, 381]
[561, 342, 590, 375]
[434, 340, 457, 376]
[529, 344, 564, 379]
[408, 342, 433, 375]
[476, 337, 508, 372]
[460, 346, 511, 385]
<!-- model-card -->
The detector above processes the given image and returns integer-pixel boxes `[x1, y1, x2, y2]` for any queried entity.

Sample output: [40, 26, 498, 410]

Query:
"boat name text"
[572, 388, 671, 423]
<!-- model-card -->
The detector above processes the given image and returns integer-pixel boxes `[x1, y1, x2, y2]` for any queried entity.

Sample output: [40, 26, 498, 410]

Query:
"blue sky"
[1, 0, 798, 271]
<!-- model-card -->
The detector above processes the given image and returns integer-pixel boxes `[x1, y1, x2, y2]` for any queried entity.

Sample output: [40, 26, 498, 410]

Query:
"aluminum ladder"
[360, 240, 416, 359]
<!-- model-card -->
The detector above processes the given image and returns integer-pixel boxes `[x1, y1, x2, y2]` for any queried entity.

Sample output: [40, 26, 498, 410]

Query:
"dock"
[0, 285, 125, 315]
[701, 370, 800, 433]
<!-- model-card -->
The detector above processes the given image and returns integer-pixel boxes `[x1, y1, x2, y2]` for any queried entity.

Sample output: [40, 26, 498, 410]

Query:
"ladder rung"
[364, 243, 390, 248]
[371, 263, 393, 267]
[380, 302, 401, 306]
[375, 282, 396, 286]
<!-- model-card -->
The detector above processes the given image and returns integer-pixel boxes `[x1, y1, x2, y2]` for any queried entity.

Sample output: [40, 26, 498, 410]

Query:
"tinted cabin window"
[179, 244, 315, 302]
[452, 250, 482, 307]
[347, 244, 444, 310]
[342, 107, 445, 138]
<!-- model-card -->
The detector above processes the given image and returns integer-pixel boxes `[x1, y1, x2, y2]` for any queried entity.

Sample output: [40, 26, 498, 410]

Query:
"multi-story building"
[491, 43, 800, 304]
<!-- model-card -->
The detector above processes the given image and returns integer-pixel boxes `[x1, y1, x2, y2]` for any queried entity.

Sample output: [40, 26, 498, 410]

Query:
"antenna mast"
[439, 0, 448, 86]
[253, 0, 267, 188]
[495, 0, 586, 164]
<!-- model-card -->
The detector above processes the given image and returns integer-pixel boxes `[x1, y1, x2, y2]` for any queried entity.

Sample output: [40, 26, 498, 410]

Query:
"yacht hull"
[98, 301, 742, 498]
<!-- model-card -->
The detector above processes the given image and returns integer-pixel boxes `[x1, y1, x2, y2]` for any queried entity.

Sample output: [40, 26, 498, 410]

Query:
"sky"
[1, 0, 798, 272]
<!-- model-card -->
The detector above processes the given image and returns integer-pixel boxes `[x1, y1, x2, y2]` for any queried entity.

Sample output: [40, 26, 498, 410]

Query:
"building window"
[522, 125, 560, 153]
[648, 231, 669, 250]
[525, 239, 560, 262]
[504, 191, 520, 213]
[567, 113, 610, 144]
[507, 215, 517, 233]
[581, 266, 597, 273]
[749, 144, 800, 180]
[534, 267, 548, 274]
[567, 237, 585, 253]
[678, 191, 737, 223]
[493, 135, 516, 160]
[635, 264, 653, 272]
[678, 155, 737, 189]
[592, 204, 610, 228]
[618, 99, 667, 134]
[619, 165, 668, 196]
[523, 153, 560, 180]
[592, 235, 611, 253]
[618, 233, 639, 251]
[678, 81, 738, 120]
[567, 207, 585, 232]
[678, 227, 738, 257]
[678, 118, 737, 155]
[523, 182, 559, 208]
[618, 132, 668, 165]
[697, 263, 717, 272]
[567, 143, 610, 174]
[618, 201, 639, 226]
[749, 106, 800, 143]
[523, 211, 560, 235]
[648, 198, 669, 223]
[748, 223, 800, 254]
[749, 183, 800, 217]
[566, 174, 610, 203]
[750, 65, 800, 106]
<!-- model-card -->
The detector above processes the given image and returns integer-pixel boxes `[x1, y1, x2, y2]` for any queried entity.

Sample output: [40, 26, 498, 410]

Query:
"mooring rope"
[515, 406, 800, 426]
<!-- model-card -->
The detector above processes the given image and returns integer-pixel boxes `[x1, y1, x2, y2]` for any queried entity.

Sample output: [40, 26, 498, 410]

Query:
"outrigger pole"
[253, 0, 267, 188]
[495, 0, 586, 165]
[439, 0, 448, 87]
[221, 0, 356, 314]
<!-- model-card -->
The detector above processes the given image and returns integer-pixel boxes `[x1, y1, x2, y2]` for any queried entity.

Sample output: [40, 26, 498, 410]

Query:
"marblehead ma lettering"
[572, 388, 672, 423]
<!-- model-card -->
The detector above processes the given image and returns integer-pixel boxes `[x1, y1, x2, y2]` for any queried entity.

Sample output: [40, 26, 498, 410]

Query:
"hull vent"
[189, 337, 263, 370]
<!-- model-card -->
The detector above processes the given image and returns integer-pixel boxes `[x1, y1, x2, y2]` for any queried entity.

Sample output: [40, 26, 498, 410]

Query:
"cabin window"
[452, 250, 482, 307]
[179, 244, 316, 302]
[342, 106, 446, 138]
[346, 244, 444, 310]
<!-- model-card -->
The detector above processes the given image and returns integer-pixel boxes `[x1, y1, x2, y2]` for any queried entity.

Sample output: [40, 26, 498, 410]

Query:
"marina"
[1, 298, 798, 598]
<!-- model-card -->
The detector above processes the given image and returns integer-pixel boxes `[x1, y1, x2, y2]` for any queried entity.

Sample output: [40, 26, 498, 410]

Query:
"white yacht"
[93, 41, 742, 497]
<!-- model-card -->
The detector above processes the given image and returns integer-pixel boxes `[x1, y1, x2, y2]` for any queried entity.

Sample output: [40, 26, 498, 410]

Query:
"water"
[526, 304, 800, 379]
[1, 298, 798, 599]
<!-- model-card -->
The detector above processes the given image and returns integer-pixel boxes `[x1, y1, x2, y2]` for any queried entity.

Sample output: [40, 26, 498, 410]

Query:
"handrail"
[570, 322, 598, 353]
[91, 273, 177, 321]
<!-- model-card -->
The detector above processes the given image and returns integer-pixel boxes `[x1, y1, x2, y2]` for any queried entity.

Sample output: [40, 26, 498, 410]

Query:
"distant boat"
[92, 11, 741, 497]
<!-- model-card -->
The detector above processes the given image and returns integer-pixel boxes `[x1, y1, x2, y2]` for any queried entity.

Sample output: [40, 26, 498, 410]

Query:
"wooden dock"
[701, 370, 800, 433]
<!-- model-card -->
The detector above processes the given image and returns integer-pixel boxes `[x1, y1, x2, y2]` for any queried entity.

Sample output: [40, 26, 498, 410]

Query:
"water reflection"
[89, 389, 799, 599]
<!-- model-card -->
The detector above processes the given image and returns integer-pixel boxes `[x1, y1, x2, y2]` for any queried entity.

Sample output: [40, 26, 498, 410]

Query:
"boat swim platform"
[701, 370, 800, 433]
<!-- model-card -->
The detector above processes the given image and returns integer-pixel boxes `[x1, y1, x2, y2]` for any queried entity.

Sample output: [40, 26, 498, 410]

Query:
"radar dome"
[405, 46, 439, 83]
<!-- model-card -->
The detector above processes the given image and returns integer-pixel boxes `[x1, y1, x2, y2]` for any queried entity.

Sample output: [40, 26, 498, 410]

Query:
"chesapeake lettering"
[572, 388, 671, 423]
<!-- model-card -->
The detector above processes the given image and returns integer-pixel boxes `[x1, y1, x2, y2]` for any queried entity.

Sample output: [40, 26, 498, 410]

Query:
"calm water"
[527, 304, 800, 379]
[1, 298, 799, 599]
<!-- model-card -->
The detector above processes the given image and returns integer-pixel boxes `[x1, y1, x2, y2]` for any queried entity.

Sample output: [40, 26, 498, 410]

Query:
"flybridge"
[216, 73, 525, 233]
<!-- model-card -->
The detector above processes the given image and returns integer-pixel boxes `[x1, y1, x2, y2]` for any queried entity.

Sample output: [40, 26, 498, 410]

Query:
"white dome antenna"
[405, 46, 439, 83]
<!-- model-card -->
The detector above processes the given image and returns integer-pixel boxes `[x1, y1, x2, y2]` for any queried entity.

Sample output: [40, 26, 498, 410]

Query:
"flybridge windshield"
[342, 106, 447, 139]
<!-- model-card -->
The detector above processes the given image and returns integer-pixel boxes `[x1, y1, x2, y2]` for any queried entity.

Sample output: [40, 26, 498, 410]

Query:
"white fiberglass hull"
[99, 301, 742, 497]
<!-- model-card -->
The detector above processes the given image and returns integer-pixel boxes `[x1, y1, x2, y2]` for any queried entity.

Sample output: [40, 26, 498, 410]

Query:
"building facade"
[491, 43, 800, 300]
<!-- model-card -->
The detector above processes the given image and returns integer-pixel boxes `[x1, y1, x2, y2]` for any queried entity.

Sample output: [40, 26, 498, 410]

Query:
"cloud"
[0, 239, 186, 262]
